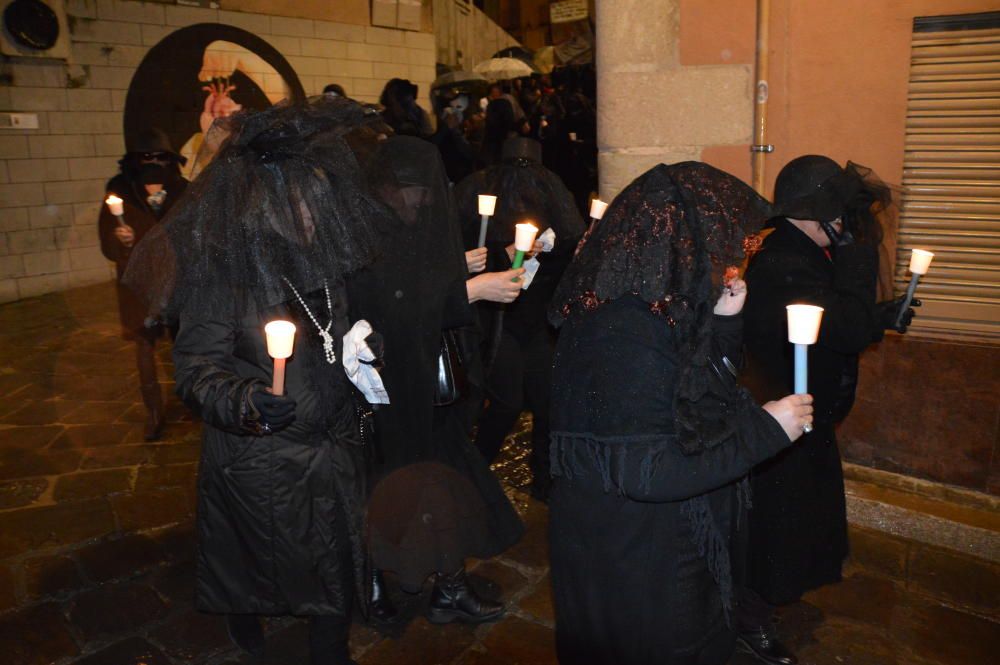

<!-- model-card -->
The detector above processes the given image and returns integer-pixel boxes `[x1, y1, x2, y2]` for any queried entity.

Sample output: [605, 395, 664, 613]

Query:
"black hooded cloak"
[347, 136, 524, 590]
[124, 97, 390, 617]
[547, 162, 791, 665]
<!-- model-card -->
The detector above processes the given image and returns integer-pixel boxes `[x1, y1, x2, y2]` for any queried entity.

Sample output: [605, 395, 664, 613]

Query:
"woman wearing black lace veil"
[348, 136, 524, 624]
[124, 97, 392, 665]
[546, 162, 813, 665]
[454, 137, 585, 500]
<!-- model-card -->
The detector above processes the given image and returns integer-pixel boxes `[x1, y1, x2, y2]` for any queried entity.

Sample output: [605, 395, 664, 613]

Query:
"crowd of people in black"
[99, 71, 917, 665]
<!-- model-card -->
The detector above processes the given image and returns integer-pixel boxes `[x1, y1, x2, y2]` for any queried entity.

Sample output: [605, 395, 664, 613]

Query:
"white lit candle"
[589, 198, 608, 221]
[510, 222, 539, 278]
[477, 194, 497, 248]
[786, 304, 824, 410]
[264, 320, 296, 395]
[105, 194, 126, 226]
[896, 249, 934, 329]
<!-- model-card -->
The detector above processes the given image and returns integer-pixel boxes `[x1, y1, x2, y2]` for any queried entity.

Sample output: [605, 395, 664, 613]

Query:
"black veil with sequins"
[122, 96, 394, 324]
[550, 161, 772, 454]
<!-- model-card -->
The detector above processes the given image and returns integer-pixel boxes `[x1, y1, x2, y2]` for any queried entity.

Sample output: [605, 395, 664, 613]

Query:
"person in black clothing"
[547, 162, 813, 665]
[379, 78, 432, 138]
[429, 90, 476, 184]
[348, 136, 524, 625]
[454, 137, 584, 500]
[736, 155, 918, 665]
[124, 97, 392, 665]
[476, 98, 517, 169]
[98, 129, 188, 441]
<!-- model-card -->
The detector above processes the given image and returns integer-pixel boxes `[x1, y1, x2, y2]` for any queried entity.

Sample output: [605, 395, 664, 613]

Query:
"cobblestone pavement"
[0, 284, 997, 665]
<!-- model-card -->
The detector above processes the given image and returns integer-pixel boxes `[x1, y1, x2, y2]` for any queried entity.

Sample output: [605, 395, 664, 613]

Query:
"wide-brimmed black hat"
[770, 154, 863, 223]
[769, 154, 890, 244]
[125, 128, 186, 165]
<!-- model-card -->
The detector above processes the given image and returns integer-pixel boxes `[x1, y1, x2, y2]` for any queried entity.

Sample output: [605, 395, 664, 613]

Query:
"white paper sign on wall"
[550, 0, 589, 24]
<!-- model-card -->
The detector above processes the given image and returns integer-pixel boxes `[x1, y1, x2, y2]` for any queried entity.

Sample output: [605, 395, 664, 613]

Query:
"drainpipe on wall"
[751, 0, 774, 195]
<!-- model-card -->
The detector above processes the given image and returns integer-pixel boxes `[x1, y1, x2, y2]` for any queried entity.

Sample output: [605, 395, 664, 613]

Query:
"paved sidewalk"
[0, 284, 996, 665]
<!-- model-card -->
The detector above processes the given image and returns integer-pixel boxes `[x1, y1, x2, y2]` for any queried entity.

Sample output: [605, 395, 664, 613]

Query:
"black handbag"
[433, 330, 467, 406]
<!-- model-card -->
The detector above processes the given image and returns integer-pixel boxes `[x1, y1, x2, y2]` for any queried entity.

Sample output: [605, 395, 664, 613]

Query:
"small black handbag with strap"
[433, 330, 467, 406]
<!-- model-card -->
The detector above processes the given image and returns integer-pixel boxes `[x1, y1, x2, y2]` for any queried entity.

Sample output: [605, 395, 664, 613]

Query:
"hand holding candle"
[264, 320, 296, 395]
[896, 249, 933, 329]
[786, 304, 824, 432]
[477, 195, 497, 249]
[510, 222, 539, 280]
[589, 198, 608, 222]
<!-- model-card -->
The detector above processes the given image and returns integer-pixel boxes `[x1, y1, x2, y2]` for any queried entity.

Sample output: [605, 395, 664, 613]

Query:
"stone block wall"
[594, 0, 753, 200]
[0, 0, 437, 305]
[432, 0, 520, 71]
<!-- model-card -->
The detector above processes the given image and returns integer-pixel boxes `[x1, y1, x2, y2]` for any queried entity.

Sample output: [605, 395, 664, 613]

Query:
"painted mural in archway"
[124, 23, 305, 179]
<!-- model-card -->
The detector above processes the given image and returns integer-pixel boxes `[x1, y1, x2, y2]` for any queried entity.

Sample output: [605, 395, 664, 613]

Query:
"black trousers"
[474, 327, 554, 482]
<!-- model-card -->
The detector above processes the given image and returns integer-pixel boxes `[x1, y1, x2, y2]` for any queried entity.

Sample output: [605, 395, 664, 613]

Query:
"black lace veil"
[123, 96, 393, 323]
[550, 162, 773, 454]
[453, 138, 584, 248]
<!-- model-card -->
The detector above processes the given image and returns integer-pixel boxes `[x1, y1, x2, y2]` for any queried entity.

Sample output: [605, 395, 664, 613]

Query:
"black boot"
[309, 615, 357, 665]
[370, 569, 398, 623]
[737, 626, 799, 665]
[427, 567, 504, 625]
[225, 614, 265, 656]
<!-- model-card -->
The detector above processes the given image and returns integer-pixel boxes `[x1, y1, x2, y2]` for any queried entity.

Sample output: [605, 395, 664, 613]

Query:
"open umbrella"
[533, 46, 557, 74]
[432, 69, 488, 89]
[473, 57, 535, 81]
[493, 46, 535, 67]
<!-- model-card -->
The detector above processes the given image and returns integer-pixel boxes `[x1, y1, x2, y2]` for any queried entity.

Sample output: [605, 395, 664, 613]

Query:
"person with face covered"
[124, 97, 392, 665]
[348, 136, 524, 625]
[546, 163, 814, 665]
[98, 129, 188, 441]
[454, 137, 585, 501]
[735, 156, 917, 665]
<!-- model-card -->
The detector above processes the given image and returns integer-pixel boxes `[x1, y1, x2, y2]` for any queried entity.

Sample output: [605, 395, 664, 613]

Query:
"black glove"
[820, 219, 855, 248]
[877, 296, 921, 334]
[250, 390, 297, 433]
[363, 330, 385, 369]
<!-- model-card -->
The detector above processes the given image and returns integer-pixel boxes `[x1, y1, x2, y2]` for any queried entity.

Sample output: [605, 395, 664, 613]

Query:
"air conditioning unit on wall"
[1, 0, 72, 60]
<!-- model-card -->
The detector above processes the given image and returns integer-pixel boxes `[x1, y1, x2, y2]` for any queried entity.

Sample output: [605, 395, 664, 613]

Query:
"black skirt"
[367, 401, 524, 590]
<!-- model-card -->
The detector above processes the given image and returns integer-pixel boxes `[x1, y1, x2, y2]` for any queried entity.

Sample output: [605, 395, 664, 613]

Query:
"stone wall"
[0, 0, 436, 305]
[433, 0, 520, 71]
[594, 0, 752, 200]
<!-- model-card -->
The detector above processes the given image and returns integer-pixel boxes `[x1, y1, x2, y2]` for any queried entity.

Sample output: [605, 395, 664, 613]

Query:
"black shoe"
[225, 614, 265, 656]
[427, 568, 504, 625]
[737, 627, 798, 665]
[370, 569, 398, 623]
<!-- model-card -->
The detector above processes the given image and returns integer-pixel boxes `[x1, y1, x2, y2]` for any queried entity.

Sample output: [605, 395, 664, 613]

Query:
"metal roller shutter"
[900, 15, 1000, 338]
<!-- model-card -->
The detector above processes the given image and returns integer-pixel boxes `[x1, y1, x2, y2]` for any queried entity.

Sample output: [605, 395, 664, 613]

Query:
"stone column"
[595, 0, 754, 198]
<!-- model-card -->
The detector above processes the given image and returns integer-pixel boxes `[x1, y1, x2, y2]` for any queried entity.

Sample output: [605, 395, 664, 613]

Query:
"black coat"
[99, 171, 187, 335]
[347, 138, 523, 590]
[549, 296, 791, 665]
[173, 292, 367, 617]
[741, 219, 881, 604]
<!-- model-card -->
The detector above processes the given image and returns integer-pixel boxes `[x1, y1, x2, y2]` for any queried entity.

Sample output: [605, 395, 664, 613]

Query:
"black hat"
[126, 128, 186, 165]
[501, 137, 542, 164]
[771, 154, 860, 223]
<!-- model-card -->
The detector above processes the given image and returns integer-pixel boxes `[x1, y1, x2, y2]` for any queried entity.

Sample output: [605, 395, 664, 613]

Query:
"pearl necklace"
[282, 277, 337, 364]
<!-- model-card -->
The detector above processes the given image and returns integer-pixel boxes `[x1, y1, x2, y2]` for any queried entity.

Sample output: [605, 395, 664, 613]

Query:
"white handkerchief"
[342, 319, 390, 404]
[538, 227, 556, 252]
[519, 228, 557, 290]
[520, 257, 541, 290]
